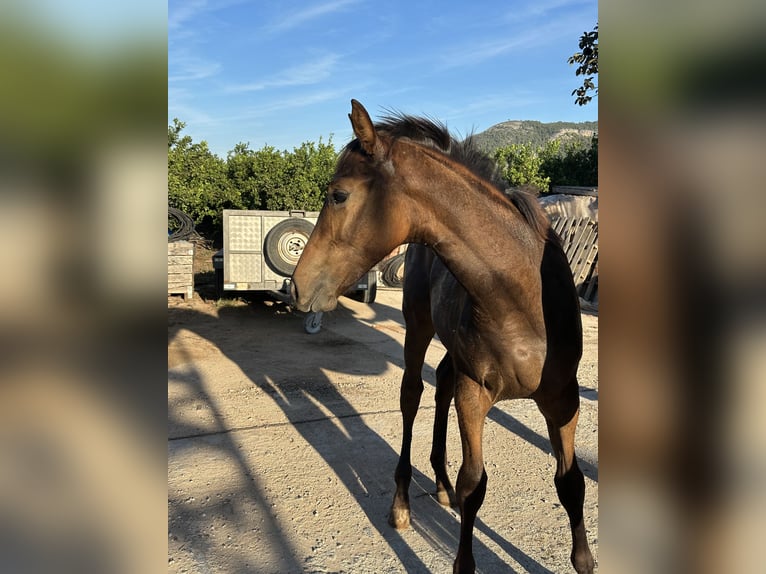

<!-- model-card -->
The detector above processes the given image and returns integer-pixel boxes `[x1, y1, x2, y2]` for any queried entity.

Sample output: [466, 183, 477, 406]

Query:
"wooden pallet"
[168, 240, 194, 299]
[551, 216, 598, 304]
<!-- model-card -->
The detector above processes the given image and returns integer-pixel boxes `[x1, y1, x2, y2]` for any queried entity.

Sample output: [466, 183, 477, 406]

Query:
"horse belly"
[419, 246, 547, 400]
[440, 332, 545, 401]
[430, 299, 545, 401]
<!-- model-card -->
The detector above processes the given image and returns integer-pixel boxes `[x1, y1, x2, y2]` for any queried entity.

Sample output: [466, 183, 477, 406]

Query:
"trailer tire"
[347, 270, 377, 304]
[264, 218, 315, 277]
[215, 267, 224, 299]
[360, 273, 377, 303]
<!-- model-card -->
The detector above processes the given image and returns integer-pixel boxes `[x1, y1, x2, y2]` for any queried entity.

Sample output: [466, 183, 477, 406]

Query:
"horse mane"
[371, 112, 554, 242]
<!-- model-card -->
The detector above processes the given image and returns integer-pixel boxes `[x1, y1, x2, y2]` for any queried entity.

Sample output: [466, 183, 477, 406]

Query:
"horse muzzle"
[290, 278, 338, 313]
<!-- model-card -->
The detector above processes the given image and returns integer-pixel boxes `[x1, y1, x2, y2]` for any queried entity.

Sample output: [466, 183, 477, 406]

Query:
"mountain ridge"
[471, 119, 598, 153]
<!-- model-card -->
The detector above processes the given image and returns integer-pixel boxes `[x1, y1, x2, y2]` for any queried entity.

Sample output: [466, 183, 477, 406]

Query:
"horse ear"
[349, 99, 379, 157]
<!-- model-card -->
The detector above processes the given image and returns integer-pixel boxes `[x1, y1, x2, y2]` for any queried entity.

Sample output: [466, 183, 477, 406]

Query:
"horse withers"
[291, 100, 594, 574]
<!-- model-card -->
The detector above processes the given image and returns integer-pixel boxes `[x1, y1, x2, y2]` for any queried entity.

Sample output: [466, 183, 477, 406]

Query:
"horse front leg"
[538, 385, 595, 574]
[453, 374, 492, 574]
[430, 354, 457, 507]
[389, 328, 432, 530]
[389, 368, 423, 529]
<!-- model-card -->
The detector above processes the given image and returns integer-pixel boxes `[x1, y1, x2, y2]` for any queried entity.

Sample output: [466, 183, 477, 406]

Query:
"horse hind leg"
[389, 318, 434, 530]
[537, 382, 595, 574]
[430, 353, 457, 507]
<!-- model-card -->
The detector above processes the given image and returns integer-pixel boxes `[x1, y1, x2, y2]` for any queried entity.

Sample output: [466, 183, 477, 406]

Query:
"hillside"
[472, 120, 598, 153]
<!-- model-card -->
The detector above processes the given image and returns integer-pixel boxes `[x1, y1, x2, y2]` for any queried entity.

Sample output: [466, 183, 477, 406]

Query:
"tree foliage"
[264, 138, 337, 211]
[569, 23, 598, 106]
[168, 119, 237, 235]
[493, 136, 598, 194]
[494, 144, 551, 192]
[539, 136, 598, 189]
[168, 120, 338, 238]
[169, 118, 596, 241]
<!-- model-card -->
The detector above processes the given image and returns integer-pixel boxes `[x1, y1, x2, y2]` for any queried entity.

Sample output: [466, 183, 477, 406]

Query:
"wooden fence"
[551, 216, 598, 306]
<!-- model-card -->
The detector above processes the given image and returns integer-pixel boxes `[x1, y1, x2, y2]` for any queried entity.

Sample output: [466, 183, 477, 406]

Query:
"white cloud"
[168, 56, 222, 82]
[168, 0, 209, 31]
[169, 0, 252, 31]
[439, 12, 584, 69]
[225, 54, 340, 93]
[266, 0, 361, 34]
[504, 0, 593, 22]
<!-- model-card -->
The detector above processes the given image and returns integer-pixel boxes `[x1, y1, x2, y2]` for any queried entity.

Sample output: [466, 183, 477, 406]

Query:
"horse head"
[291, 100, 410, 312]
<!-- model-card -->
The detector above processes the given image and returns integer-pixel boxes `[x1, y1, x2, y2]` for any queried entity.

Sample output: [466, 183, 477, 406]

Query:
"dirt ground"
[168, 248, 598, 573]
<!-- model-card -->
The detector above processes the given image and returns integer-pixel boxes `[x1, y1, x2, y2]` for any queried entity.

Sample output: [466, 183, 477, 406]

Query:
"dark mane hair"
[369, 112, 552, 240]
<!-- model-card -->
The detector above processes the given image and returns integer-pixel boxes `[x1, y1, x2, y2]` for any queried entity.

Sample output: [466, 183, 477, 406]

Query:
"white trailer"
[213, 209, 377, 333]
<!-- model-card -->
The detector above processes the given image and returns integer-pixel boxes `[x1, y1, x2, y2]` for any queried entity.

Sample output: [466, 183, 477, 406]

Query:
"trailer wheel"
[215, 267, 224, 299]
[264, 218, 315, 277]
[361, 270, 377, 303]
[304, 312, 323, 334]
[347, 270, 377, 304]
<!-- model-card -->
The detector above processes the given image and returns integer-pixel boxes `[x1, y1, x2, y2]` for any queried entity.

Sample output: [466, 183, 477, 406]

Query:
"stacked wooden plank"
[168, 240, 194, 299]
[551, 216, 598, 304]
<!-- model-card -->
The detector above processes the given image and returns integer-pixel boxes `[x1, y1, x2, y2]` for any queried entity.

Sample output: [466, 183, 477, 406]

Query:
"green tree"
[569, 23, 598, 106]
[168, 119, 238, 233]
[226, 142, 262, 209]
[249, 145, 290, 209]
[539, 136, 598, 188]
[494, 136, 598, 193]
[168, 121, 339, 239]
[493, 143, 551, 193]
[261, 138, 337, 211]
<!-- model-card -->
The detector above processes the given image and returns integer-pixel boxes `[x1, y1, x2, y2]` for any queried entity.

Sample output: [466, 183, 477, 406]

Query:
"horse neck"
[397, 143, 545, 309]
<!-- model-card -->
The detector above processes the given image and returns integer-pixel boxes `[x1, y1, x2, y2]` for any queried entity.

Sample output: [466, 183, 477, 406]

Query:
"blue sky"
[169, 0, 598, 158]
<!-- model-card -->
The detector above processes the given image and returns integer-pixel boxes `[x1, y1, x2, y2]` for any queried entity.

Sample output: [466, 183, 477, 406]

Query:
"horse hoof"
[434, 489, 456, 508]
[435, 490, 451, 506]
[572, 550, 595, 574]
[453, 555, 476, 574]
[388, 507, 411, 530]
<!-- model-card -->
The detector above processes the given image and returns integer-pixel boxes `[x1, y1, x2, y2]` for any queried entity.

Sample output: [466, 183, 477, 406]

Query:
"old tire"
[380, 253, 405, 287]
[264, 218, 315, 277]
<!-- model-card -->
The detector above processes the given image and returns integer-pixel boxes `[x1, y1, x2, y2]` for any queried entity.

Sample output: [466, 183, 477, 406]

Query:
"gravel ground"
[168, 287, 598, 573]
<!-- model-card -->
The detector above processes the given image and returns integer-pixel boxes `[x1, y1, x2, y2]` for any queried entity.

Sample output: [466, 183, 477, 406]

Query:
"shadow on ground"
[168, 291, 595, 572]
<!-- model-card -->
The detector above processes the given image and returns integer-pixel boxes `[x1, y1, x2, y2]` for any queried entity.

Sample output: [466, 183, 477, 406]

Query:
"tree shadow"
[168, 330, 304, 573]
[486, 408, 599, 483]
[168, 292, 595, 572]
[329, 295, 599, 482]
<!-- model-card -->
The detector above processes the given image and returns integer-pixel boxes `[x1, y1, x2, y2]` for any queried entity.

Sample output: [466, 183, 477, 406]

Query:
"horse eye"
[329, 190, 349, 205]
